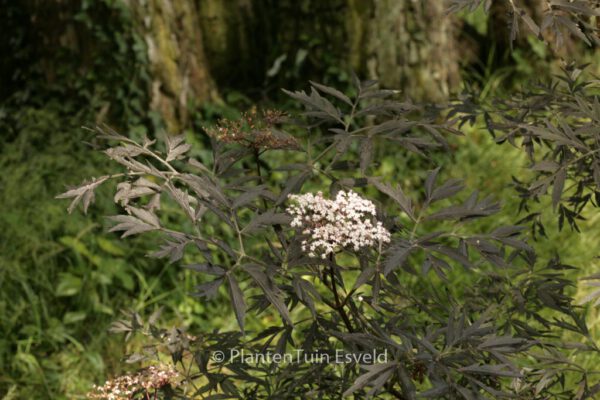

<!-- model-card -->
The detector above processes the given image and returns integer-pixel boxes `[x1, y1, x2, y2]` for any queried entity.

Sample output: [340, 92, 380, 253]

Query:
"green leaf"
[63, 311, 87, 324]
[56, 273, 83, 297]
[97, 237, 126, 256]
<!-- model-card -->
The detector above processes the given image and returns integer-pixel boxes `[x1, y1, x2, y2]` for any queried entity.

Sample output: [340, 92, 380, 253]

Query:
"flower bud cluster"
[206, 108, 298, 150]
[287, 190, 391, 258]
[87, 364, 179, 399]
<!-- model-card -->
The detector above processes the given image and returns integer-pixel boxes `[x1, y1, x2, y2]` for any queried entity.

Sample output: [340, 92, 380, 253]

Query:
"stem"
[339, 287, 358, 308]
[311, 141, 337, 165]
[183, 354, 201, 392]
[409, 202, 426, 242]
[326, 254, 355, 333]
[254, 149, 287, 249]
[232, 214, 246, 256]
[111, 134, 180, 175]
[326, 255, 408, 400]
[344, 97, 359, 133]
[148, 151, 179, 174]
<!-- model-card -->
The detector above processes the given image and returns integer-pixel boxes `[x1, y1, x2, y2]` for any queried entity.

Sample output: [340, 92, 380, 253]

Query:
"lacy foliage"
[61, 77, 598, 399]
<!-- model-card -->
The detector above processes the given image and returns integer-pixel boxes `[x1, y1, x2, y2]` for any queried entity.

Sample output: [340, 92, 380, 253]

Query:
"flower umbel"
[206, 108, 299, 150]
[287, 190, 391, 258]
[87, 364, 179, 400]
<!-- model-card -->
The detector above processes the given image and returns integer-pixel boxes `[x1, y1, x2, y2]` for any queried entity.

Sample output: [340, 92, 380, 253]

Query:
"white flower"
[287, 190, 390, 258]
[87, 364, 179, 399]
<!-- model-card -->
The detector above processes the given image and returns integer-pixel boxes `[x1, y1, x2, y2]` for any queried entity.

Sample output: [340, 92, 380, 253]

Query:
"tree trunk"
[196, 0, 462, 102]
[132, 0, 219, 133]
[6, 0, 465, 127]
[198, 0, 257, 88]
[347, 0, 461, 102]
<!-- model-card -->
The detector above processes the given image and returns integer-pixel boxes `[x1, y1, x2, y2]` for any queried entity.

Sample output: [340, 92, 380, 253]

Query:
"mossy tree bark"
[2, 0, 220, 133]
[347, 0, 462, 102]
[132, 0, 219, 133]
[197, 0, 257, 88]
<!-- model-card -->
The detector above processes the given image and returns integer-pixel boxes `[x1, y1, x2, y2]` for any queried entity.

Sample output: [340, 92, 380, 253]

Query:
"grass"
[0, 105, 215, 399]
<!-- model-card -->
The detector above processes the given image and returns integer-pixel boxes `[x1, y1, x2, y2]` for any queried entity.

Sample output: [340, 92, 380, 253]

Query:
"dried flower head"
[206, 108, 299, 150]
[87, 364, 179, 400]
[287, 190, 391, 258]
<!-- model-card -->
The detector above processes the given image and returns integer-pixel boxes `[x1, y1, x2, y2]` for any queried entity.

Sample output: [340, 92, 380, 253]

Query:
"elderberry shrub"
[61, 77, 599, 399]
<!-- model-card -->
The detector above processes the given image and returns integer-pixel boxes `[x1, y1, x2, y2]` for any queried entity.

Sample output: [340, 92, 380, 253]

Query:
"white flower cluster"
[287, 190, 391, 258]
[87, 364, 179, 400]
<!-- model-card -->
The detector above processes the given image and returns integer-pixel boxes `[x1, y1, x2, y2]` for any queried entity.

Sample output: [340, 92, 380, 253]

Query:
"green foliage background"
[1, 1, 600, 398]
